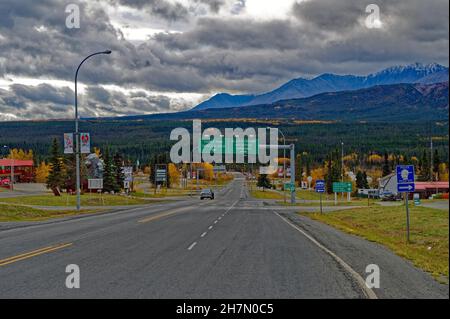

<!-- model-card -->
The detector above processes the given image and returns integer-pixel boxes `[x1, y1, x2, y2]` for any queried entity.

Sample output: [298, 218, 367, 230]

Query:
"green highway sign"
[333, 182, 352, 193]
[284, 183, 295, 191]
[200, 137, 259, 155]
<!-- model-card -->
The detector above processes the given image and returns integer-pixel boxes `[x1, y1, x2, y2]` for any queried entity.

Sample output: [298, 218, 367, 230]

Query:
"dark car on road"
[200, 189, 215, 200]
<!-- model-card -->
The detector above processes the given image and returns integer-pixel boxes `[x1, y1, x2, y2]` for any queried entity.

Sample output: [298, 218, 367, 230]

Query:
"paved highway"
[0, 174, 447, 298]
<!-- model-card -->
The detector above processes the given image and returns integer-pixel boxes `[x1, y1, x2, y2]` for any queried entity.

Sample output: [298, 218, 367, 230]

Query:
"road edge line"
[273, 211, 378, 299]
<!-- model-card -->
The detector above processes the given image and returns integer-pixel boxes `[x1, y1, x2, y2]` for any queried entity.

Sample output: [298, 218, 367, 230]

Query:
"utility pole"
[341, 141, 344, 182]
[430, 136, 433, 182]
[341, 141, 344, 199]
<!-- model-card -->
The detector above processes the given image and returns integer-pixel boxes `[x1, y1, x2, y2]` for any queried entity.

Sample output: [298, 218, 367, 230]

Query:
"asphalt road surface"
[0, 174, 447, 298]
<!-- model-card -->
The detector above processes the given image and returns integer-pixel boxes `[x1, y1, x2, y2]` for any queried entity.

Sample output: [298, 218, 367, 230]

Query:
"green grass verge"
[0, 194, 149, 206]
[250, 189, 284, 200]
[275, 200, 365, 207]
[251, 189, 357, 202]
[301, 205, 449, 283]
[0, 204, 99, 222]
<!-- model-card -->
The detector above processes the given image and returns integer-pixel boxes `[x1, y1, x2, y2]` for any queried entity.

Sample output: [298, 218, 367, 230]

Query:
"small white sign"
[122, 166, 133, 182]
[88, 179, 103, 190]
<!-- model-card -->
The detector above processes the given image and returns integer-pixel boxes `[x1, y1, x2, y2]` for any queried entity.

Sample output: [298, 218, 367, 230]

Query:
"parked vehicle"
[380, 191, 397, 201]
[200, 189, 215, 200]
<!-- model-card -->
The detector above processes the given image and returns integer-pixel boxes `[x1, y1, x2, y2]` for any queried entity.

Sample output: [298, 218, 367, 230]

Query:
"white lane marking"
[218, 217, 222, 220]
[273, 211, 378, 299]
[188, 199, 239, 252]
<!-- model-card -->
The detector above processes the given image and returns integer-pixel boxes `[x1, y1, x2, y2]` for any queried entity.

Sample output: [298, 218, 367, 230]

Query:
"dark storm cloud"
[193, 0, 226, 13]
[0, 0, 448, 119]
[109, 0, 189, 21]
[153, 18, 304, 50]
[0, 83, 183, 120]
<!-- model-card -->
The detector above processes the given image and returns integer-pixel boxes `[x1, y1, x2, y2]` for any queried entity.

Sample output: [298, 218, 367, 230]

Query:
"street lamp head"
[103, 50, 112, 54]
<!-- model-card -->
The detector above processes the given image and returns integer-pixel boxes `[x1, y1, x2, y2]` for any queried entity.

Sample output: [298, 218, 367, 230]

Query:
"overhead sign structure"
[315, 180, 325, 193]
[88, 178, 103, 190]
[80, 133, 91, 154]
[64, 133, 74, 154]
[333, 182, 352, 193]
[200, 137, 259, 156]
[396, 165, 415, 193]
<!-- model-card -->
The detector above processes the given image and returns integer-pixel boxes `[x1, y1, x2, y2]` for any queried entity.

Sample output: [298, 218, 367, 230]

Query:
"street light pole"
[74, 50, 111, 211]
[269, 127, 286, 203]
[341, 141, 344, 200]
[341, 141, 344, 182]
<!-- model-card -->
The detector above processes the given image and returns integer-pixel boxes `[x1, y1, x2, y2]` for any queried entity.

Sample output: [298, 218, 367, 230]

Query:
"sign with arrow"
[315, 180, 325, 193]
[396, 165, 415, 193]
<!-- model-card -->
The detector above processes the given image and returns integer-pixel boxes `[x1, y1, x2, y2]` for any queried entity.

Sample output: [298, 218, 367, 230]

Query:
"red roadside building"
[0, 159, 34, 187]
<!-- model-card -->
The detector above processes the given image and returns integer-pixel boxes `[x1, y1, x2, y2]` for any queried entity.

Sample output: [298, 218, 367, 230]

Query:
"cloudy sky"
[0, 0, 448, 121]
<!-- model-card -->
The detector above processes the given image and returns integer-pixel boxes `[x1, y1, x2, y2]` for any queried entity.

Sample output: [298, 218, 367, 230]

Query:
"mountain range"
[193, 63, 449, 110]
[114, 81, 448, 123]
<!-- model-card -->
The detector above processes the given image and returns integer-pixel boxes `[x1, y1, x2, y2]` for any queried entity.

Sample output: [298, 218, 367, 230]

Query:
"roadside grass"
[251, 188, 360, 203]
[132, 190, 191, 198]
[275, 200, 364, 207]
[296, 190, 323, 200]
[301, 205, 449, 283]
[0, 203, 99, 222]
[251, 189, 284, 200]
[0, 193, 149, 207]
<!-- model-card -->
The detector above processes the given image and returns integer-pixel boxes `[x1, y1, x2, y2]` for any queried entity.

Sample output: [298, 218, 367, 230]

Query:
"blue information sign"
[315, 180, 325, 193]
[396, 165, 415, 193]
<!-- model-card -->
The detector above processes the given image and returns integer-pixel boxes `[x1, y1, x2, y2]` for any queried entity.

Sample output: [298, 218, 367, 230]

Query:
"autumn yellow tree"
[7, 148, 33, 160]
[168, 163, 180, 187]
[202, 162, 214, 181]
[35, 161, 50, 183]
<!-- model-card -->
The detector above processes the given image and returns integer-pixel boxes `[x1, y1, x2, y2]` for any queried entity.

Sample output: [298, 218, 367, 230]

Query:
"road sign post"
[315, 180, 325, 214]
[155, 165, 167, 194]
[333, 182, 352, 204]
[396, 165, 415, 243]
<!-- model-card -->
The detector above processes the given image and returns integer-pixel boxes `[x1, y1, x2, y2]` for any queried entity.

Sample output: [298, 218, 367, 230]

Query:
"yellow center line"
[0, 243, 73, 267]
[138, 206, 194, 223]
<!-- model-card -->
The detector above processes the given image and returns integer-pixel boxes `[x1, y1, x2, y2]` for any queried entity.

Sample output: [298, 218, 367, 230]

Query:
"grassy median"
[301, 205, 449, 283]
[0, 193, 149, 207]
[0, 204, 99, 222]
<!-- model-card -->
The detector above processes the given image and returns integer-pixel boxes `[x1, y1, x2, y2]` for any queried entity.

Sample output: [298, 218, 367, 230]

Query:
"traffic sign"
[284, 183, 295, 191]
[88, 179, 103, 190]
[396, 165, 415, 193]
[315, 180, 325, 193]
[413, 193, 421, 206]
[156, 169, 167, 182]
[333, 182, 352, 193]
